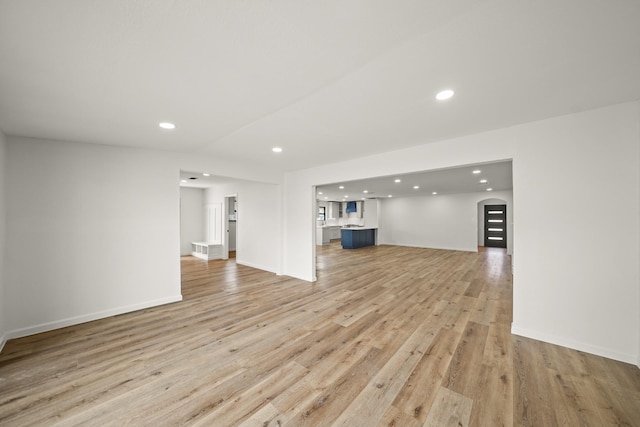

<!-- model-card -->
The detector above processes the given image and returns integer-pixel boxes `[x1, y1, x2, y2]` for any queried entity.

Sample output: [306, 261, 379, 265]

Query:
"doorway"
[484, 204, 507, 248]
[224, 195, 237, 259]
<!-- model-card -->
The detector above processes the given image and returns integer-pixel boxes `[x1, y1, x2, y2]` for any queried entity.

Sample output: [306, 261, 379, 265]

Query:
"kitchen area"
[316, 198, 379, 249]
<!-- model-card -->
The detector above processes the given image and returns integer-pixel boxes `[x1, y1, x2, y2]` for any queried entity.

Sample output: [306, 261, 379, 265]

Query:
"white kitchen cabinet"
[316, 226, 341, 245]
[316, 227, 329, 245]
[327, 201, 341, 219]
[328, 226, 341, 240]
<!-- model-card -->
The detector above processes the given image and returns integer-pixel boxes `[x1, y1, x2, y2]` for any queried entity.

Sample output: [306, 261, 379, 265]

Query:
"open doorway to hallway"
[179, 171, 240, 266]
[224, 195, 237, 259]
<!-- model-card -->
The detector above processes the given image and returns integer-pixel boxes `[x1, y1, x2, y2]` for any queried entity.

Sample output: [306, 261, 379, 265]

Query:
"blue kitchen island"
[341, 227, 376, 249]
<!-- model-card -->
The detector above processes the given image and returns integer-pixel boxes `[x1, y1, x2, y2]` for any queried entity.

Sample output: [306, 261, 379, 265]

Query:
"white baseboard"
[236, 259, 277, 274]
[0, 333, 6, 353]
[3, 295, 183, 342]
[511, 324, 637, 365]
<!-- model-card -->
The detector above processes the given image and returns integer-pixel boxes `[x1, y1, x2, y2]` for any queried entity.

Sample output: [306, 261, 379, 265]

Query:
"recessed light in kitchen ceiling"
[394, 179, 401, 183]
[487, 188, 493, 191]
[435, 89, 454, 101]
[413, 186, 420, 189]
[432, 192, 438, 195]
[473, 170, 481, 174]
[203, 173, 210, 177]
[339, 186, 344, 189]
[272, 147, 283, 153]
[480, 179, 487, 183]
[159, 122, 176, 130]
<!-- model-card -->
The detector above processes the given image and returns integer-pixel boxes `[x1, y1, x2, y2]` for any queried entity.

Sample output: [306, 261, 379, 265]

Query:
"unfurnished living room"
[0, 1, 639, 426]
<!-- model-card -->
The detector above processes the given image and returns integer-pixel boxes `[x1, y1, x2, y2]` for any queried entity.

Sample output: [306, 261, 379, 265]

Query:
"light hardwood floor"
[1, 243, 639, 426]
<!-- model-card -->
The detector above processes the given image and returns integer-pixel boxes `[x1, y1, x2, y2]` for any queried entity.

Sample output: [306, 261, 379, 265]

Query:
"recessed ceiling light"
[413, 185, 420, 189]
[180, 179, 187, 183]
[272, 147, 283, 153]
[487, 188, 493, 191]
[432, 192, 438, 195]
[159, 122, 176, 130]
[480, 179, 487, 183]
[388, 195, 393, 198]
[473, 170, 481, 174]
[318, 191, 323, 195]
[344, 195, 349, 198]
[394, 179, 401, 183]
[339, 185, 344, 189]
[361, 198, 365, 200]
[203, 173, 210, 177]
[363, 190, 369, 194]
[435, 89, 455, 101]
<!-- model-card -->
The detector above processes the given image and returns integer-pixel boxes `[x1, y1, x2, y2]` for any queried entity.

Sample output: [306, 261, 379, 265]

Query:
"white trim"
[511, 324, 637, 365]
[236, 260, 278, 275]
[0, 334, 6, 353]
[3, 295, 183, 342]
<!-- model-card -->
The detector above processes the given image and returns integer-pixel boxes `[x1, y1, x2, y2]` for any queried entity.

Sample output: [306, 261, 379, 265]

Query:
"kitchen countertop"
[317, 225, 377, 230]
[340, 226, 377, 230]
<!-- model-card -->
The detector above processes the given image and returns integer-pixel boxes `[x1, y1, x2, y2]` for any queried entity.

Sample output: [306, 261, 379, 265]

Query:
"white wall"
[378, 191, 512, 253]
[283, 101, 640, 365]
[363, 199, 379, 228]
[206, 181, 281, 274]
[1, 135, 283, 342]
[0, 129, 7, 350]
[5, 137, 183, 337]
[511, 102, 640, 364]
[180, 187, 205, 255]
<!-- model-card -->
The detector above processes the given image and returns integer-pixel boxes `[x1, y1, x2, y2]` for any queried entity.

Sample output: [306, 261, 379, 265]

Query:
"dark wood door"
[484, 205, 507, 248]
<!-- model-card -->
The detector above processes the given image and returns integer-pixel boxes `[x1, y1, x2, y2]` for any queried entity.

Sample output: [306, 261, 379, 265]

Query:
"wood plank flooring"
[1, 243, 639, 426]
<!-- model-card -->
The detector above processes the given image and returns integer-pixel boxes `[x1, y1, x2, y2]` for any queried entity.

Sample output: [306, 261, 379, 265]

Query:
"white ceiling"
[316, 160, 512, 201]
[181, 161, 513, 199]
[179, 170, 252, 189]
[1, 1, 639, 173]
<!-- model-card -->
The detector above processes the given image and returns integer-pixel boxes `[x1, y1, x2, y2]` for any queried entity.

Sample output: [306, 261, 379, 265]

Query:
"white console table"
[191, 242, 223, 260]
